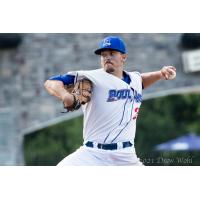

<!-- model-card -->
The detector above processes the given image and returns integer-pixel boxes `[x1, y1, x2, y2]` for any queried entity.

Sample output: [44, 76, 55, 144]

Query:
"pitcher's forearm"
[141, 71, 162, 89]
[141, 66, 176, 89]
[44, 80, 68, 101]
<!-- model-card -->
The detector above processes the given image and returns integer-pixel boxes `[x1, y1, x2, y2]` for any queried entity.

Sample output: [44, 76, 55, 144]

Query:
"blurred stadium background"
[0, 33, 200, 166]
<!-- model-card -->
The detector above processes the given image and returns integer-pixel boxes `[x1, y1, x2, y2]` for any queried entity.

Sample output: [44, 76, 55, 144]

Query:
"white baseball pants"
[57, 145, 143, 166]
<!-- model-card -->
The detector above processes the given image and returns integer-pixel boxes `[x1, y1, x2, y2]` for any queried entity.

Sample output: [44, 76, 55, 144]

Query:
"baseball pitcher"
[44, 36, 176, 166]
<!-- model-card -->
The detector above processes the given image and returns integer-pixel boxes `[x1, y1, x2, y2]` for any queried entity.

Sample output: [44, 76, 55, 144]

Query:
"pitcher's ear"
[123, 54, 128, 61]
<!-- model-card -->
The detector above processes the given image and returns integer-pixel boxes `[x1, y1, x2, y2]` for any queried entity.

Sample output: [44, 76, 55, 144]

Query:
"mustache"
[105, 61, 113, 65]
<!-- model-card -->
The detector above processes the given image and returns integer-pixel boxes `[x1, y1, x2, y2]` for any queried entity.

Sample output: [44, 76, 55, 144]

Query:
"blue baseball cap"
[94, 36, 126, 55]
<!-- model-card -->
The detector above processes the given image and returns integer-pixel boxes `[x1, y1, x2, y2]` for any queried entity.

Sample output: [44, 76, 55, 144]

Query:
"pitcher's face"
[100, 50, 127, 76]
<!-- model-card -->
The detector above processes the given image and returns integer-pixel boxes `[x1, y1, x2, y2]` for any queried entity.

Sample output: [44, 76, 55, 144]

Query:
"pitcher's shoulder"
[127, 70, 141, 77]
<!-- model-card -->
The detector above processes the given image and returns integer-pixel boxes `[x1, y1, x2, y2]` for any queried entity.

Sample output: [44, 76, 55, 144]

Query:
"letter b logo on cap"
[102, 38, 111, 47]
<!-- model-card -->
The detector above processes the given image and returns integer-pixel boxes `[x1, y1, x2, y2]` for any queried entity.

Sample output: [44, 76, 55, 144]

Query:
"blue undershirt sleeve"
[49, 73, 75, 85]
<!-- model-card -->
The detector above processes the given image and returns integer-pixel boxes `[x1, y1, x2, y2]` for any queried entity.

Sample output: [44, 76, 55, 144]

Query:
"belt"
[85, 141, 133, 150]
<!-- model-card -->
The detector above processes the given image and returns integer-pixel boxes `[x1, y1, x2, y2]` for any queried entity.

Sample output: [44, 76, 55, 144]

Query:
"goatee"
[106, 68, 115, 74]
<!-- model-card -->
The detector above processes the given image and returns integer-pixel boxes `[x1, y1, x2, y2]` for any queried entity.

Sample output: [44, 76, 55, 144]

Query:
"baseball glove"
[63, 79, 93, 112]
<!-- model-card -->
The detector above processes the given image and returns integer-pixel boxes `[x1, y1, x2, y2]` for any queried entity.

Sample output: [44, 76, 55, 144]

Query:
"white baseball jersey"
[68, 68, 143, 144]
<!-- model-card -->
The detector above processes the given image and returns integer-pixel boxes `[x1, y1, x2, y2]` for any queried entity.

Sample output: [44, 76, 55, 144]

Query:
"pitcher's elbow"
[44, 80, 50, 89]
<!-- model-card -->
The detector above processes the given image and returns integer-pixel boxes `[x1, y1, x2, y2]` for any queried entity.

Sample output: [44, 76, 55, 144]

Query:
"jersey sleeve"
[130, 71, 143, 91]
[48, 71, 78, 85]
[49, 70, 96, 85]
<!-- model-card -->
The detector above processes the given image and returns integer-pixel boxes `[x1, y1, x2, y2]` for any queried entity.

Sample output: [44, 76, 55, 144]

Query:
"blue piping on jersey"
[142, 83, 144, 90]
[122, 71, 131, 84]
[123, 71, 144, 90]
[111, 98, 135, 143]
[103, 124, 116, 143]
[103, 74, 133, 143]
[119, 98, 129, 125]
[103, 89, 132, 143]
[103, 97, 129, 143]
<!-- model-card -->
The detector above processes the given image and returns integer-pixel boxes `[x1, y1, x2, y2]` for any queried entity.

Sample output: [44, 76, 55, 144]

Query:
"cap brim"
[94, 48, 125, 55]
